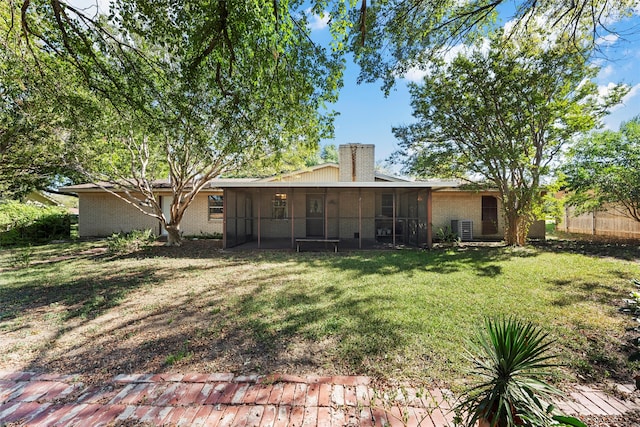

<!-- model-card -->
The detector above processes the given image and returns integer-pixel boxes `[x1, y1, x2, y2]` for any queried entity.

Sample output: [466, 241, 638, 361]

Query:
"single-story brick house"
[63, 144, 544, 249]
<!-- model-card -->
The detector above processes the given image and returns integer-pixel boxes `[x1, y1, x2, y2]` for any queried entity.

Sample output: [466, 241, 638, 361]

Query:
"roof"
[61, 178, 464, 193]
[258, 163, 339, 182]
[211, 180, 461, 189]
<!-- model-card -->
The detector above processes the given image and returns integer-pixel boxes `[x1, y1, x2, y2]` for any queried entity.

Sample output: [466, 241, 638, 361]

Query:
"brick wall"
[338, 144, 375, 182]
[79, 193, 159, 237]
[78, 192, 223, 237]
[432, 191, 504, 238]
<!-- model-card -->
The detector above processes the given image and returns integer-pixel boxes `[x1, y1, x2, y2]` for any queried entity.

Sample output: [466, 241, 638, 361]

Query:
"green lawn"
[1, 240, 639, 389]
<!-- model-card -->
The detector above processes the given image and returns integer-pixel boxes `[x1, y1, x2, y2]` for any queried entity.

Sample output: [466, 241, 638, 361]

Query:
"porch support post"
[324, 188, 328, 239]
[291, 188, 295, 249]
[234, 191, 238, 247]
[392, 189, 397, 247]
[222, 190, 227, 249]
[358, 189, 362, 249]
[257, 189, 261, 249]
[426, 188, 433, 249]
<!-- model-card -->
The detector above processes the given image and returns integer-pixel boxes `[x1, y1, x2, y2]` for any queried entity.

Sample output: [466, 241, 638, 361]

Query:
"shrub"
[9, 244, 33, 268]
[107, 229, 155, 254]
[456, 317, 586, 427]
[0, 201, 70, 245]
[436, 225, 458, 243]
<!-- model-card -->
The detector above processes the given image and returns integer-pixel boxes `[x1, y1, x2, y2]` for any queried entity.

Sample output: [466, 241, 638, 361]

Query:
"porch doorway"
[482, 196, 498, 235]
[306, 195, 324, 237]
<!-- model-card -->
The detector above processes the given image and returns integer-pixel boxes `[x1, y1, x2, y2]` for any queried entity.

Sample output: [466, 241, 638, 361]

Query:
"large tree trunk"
[504, 212, 530, 246]
[166, 224, 182, 246]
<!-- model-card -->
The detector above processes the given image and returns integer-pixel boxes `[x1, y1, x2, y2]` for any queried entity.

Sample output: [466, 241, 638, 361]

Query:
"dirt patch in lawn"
[0, 241, 349, 387]
[2, 237, 640, 391]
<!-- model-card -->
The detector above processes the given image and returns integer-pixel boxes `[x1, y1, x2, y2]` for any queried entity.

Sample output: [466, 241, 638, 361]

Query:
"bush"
[107, 229, 155, 254]
[435, 225, 458, 243]
[0, 201, 70, 246]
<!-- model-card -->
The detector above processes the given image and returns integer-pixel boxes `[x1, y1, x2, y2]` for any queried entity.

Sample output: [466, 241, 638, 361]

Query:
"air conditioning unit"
[451, 219, 473, 241]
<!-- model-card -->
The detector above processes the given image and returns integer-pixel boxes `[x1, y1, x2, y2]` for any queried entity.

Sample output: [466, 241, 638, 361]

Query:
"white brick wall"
[339, 144, 375, 182]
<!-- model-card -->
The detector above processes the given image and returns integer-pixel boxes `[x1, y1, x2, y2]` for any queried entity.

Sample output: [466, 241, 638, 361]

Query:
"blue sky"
[309, 11, 640, 165]
[74, 1, 640, 166]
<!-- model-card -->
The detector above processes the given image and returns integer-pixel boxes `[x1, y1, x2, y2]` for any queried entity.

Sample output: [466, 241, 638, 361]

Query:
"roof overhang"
[214, 180, 461, 189]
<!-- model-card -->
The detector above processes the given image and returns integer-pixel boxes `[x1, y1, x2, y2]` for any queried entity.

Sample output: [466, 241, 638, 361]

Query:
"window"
[273, 193, 288, 219]
[208, 195, 223, 220]
[381, 194, 394, 217]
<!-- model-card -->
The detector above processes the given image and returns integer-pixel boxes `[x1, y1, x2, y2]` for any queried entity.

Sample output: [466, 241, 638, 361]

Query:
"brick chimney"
[338, 144, 375, 182]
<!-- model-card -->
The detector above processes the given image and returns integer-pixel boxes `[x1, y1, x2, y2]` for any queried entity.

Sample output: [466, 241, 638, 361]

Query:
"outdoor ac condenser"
[451, 219, 473, 241]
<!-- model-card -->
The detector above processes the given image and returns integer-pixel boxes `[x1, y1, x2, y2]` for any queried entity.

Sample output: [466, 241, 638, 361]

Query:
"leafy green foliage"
[10, 0, 343, 245]
[0, 201, 70, 245]
[392, 30, 624, 245]
[347, 0, 636, 92]
[552, 415, 588, 427]
[106, 229, 155, 254]
[320, 144, 339, 163]
[457, 317, 562, 427]
[563, 116, 640, 222]
[164, 341, 193, 366]
[435, 225, 458, 243]
[8, 245, 33, 269]
[0, 3, 102, 198]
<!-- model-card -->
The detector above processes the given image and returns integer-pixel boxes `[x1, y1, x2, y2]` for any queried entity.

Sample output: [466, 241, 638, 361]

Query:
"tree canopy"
[392, 29, 626, 245]
[563, 116, 640, 222]
[0, 4, 102, 198]
[7, 0, 343, 244]
[346, 0, 638, 91]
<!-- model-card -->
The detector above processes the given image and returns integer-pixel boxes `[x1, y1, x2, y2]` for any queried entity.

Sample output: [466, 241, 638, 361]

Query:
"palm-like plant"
[457, 317, 562, 427]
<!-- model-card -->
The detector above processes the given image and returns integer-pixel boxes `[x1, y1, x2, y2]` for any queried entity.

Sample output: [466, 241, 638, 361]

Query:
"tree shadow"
[533, 238, 640, 262]
[290, 246, 537, 279]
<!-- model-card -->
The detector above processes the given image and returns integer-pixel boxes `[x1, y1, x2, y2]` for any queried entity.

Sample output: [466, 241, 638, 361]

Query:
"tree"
[12, 0, 342, 245]
[563, 117, 640, 222]
[346, 0, 637, 92]
[320, 144, 339, 163]
[392, 30, 625, 245]
[0, 4, 100, 198]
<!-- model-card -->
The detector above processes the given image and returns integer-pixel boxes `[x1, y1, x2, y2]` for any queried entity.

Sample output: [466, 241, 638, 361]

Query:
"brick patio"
[0, 370, 638, 426]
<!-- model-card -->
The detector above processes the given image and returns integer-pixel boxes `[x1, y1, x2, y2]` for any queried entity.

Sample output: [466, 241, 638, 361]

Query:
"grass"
[1, 239, 639, 389]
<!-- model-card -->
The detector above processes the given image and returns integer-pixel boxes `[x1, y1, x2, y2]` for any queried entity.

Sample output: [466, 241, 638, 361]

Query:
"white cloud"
[598, 65, 615, 79]
[598, 82, 618, 98]
[599, 82, 640, 112]
[596, 34, 619, 46]
[403, 67, 429, 83]
[306, 8, 330, 31]
[624, 83, 640, 102]
[67, 0, 111, 16]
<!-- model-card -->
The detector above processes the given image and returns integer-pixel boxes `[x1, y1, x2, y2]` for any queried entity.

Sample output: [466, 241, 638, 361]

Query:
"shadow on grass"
[550, 267, 635, 307]
[533, 237, 640, 262]
[3, 239, 636, 386]
[15, 264, 412, 382]
[289, 245, 537, 279]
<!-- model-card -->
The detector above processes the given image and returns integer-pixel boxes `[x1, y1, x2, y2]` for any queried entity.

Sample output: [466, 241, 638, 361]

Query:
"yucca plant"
[456, 317, 579, 427]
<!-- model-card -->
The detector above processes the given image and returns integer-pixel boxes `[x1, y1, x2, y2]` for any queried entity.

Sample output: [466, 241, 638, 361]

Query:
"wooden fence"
[561, 205, 640, 239]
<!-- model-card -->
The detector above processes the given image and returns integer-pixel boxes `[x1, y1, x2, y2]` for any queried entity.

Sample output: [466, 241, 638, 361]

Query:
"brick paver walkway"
[0, 370, 638, 426]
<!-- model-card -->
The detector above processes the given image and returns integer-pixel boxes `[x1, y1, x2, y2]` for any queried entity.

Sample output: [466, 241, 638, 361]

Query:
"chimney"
[339, 144, 375, 182]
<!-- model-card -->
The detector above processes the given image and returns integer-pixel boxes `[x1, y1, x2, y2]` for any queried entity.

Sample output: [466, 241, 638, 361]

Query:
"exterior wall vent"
[451, 219, 473, 241]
